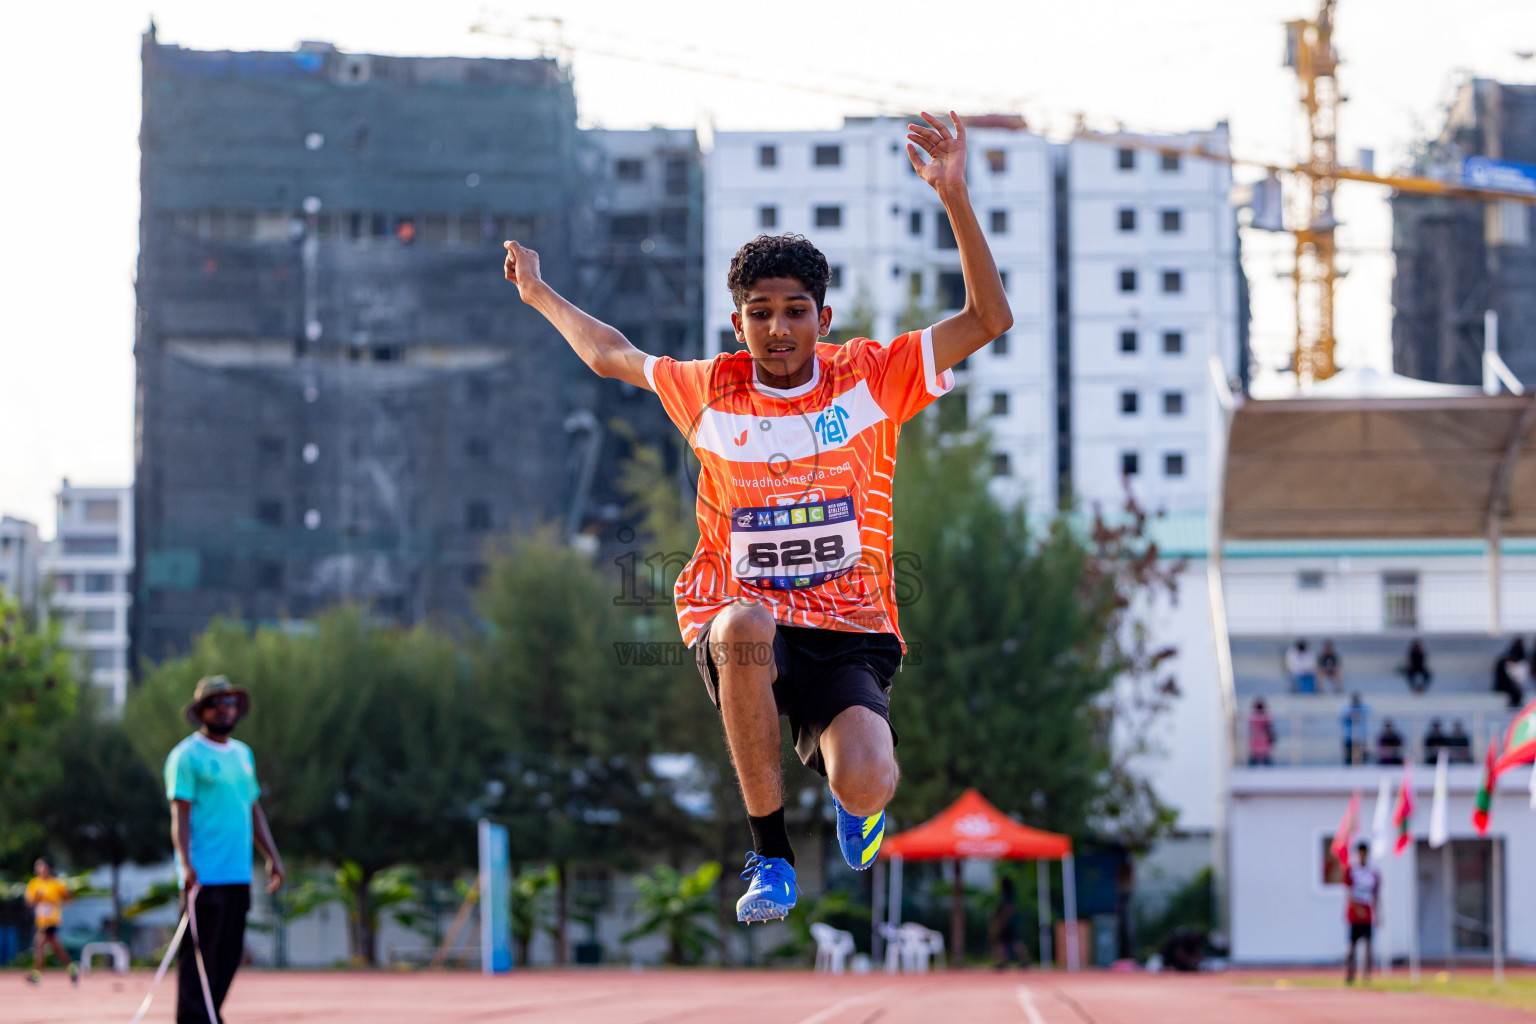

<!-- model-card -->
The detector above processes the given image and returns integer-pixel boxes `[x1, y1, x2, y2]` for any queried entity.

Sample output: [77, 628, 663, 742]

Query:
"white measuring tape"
[128, 884, 220, 1024]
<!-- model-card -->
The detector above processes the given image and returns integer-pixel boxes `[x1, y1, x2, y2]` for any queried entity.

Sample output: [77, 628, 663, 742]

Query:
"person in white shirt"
[1285, 639, 1317, 694]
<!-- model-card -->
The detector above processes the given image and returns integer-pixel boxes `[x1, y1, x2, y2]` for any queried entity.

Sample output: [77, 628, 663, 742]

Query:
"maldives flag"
[1392, 762, 1414, 855]
[1474, 736, 1502, 836]
[1492, 699, 1536, 776]
[1331, 790, 1361, 864]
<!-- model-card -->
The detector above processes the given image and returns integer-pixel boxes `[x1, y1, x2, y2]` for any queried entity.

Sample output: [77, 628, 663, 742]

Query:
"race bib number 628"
[729, 497, 862, 591]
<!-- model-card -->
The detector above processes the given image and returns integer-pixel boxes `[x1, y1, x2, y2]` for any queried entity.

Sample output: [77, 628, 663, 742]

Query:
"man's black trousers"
[177, 883, 250, 1024]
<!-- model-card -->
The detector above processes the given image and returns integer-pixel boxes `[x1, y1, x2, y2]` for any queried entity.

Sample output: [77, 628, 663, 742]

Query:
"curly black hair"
[727, 233, 831, 310]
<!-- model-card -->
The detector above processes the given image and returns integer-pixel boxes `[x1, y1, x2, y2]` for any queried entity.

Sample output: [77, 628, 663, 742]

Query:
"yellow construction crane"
[1083, 0, 1536, 385]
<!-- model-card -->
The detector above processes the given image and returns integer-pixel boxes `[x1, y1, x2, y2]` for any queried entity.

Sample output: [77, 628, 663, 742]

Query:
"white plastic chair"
[810, 922, 855, 974]
[80, 940, 130, 975]
[879, 924, 905, 973]
[899, 923, 944, 972]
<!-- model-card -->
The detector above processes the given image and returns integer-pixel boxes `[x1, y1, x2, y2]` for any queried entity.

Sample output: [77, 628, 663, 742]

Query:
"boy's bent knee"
[830, 759, 898, 817]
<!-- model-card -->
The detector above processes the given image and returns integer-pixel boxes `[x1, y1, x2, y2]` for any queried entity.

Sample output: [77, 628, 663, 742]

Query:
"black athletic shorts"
[39, 925, 58, 939]
[1349, 921, 1373, 943]
[693, 617, 901, 777]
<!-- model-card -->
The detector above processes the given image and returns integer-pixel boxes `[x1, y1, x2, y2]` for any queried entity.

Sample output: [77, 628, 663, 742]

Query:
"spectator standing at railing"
[1423, 719, 1448, 764]
[1447, 720, 1474, 764]
[1286, 639, 1318, 694]
[1318, 641, 1343, 693]
[1493, 638, 1526, 708]
[1248, 698, 1275, 766]
[1342, 694, 1370, 765]
[1376, 719, 1404, 765]
[1401, 639, 1432, 693]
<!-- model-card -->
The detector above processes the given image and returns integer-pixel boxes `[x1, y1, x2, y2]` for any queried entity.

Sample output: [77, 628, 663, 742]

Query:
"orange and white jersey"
[645, 326, 953, 648]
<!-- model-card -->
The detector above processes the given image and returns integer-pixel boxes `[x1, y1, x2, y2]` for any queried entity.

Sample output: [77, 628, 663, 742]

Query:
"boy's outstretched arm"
[906, 111, 1014, 373]
[503, 240, 653, 391]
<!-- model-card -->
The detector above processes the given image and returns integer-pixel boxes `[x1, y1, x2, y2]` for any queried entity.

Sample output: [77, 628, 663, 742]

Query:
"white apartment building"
[705, 116, 1058, 517]
[1065, 131, 1242, 518]
[40, 481, 134, 708]
[0, 515, 42, 607]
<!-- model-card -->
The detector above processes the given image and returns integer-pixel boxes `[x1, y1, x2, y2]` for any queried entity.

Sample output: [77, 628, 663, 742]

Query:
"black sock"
[747, 807, 794, 866]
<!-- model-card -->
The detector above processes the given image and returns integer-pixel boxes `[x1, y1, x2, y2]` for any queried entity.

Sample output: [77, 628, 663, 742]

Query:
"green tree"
[472, 526, 693, 964]
[510, 866, 558, 968]
[30, 688, 169, 937]
[126, 608, 492, 965]
[622, 861, 721, 965]
[0, 591, 77, 871]
[890, 409, 1178, 844]
[828, 283, 876, 345]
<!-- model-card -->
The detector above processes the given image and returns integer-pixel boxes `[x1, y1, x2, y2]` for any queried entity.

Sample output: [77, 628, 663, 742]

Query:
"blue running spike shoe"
[736, 852, 797, 923]
[833, 794, 886, 870]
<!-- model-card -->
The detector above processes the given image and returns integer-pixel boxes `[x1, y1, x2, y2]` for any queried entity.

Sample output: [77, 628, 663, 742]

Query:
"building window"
[1119, 269, 1137, 293]
[1121, 452, 1140, 476]
[465, 437, 490, 463]
[256, 500, 283, 527]
[79, 610, 115, 633]
[759, 205, 778, 229]
[828, 266, 843, 289]
[1383, 572, 1419, 629]
[664, 156, 690, 196]
[1117, 147, 1135, 170]
[990, 209, 1008, 234]
[83, 573, 115, 594]
[992, 452, 1012, 477]
[993, 334, 1009, 355]
[463, 564, 487, 590]
[1298, 571, 1325, 590]
[84, 499, 119, 523]
[259, 436, 284, 459]
[1120, 329, 1138, 353]
[719, 327, 736, 350]
[1161, 208, 1182, 233]
[465, 502, 492, 532]
[1162, 270, 1183, 294]
[1120, 390, 1139, 415]
[814, 205, 842, 228]
[985, 149, 1007, 174]
[1161, 151, 1181, 172]
[609, 214, 649, 244]
[1163, 330, 1184, 354]
[372, 346, 400, 363]
[991, 391, 1009, 416]
[50, 574, 76, 593]
[758, 144, 777, 168]
[256, 560, 283, 591]
[909, 210, 922, 236]
[1118, 207, 1136, 232]
[1164, 452, 1185, 477]
[659, 208, 688, 243]
[935, 213, 958, 250]
[813, 144, 842, 167]
[937, 271, 966, 311]
[1163, 391, 1185, 416]
[62, 536, 117, 556]
[615, 264, 647, 294]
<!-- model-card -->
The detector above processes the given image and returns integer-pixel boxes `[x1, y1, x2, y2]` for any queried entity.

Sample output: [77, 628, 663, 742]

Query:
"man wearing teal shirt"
[164, 676, 283, 1024]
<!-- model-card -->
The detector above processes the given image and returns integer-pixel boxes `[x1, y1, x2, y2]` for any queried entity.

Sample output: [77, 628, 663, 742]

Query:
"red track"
[11, 968, 1534, 1023]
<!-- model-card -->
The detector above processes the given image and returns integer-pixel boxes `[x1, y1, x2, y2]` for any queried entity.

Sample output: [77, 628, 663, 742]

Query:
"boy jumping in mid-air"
[504, 111, 1011, 921]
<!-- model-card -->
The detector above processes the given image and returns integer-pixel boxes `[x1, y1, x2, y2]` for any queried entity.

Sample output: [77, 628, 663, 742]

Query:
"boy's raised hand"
[503, 240, 545, 302]
[906, 111, 967, 194]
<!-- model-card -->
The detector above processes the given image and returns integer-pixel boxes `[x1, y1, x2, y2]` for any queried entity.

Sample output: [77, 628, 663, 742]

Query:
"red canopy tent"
[875, 789, 1080, 970]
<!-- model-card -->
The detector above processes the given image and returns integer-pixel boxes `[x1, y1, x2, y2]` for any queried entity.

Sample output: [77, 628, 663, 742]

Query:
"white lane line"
[1016, 985, 1048, 1024]
[791, 988, 890, 1024]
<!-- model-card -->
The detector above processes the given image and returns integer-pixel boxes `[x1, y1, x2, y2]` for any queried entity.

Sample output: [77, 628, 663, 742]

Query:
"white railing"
[1238, 706, 1516, 768]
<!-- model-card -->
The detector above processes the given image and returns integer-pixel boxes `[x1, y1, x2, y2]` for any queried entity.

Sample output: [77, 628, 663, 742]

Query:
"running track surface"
[11, 968, 1535, 1023]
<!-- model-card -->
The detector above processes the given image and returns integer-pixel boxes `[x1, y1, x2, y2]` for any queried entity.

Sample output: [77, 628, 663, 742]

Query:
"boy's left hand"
[906, 111, 967, 194]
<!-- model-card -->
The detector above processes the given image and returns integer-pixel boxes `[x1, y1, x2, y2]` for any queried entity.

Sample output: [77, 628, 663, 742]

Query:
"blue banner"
[1463, 156, 1536, 196]
[478, 820, 512, 974]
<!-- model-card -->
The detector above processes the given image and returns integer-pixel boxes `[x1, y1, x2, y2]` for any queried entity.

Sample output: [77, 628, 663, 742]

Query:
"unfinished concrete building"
[134, 31, 599, 661]
[1392, 79, 1536, 386]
